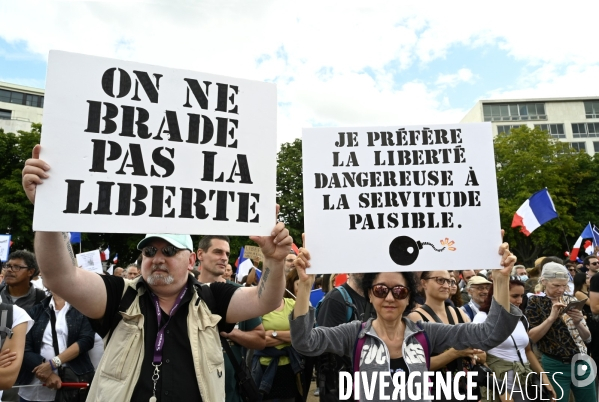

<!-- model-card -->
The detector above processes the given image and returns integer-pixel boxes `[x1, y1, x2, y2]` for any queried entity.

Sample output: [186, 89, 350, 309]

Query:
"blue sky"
[1, 0, 598, 144]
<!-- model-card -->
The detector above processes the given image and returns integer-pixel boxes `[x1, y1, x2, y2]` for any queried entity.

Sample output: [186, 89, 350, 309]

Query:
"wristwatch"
[271, 331, 278, 338]
[52, 356, 62, 369]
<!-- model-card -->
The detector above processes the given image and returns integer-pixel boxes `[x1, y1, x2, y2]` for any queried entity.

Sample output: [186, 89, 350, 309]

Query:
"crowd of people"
[0, 146, 597, 402]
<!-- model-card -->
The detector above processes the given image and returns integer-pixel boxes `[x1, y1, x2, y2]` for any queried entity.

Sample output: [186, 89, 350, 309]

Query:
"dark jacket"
[0, 282, 46, 309]
[17, 297, 95, 384]
[251, 346, 304, 395]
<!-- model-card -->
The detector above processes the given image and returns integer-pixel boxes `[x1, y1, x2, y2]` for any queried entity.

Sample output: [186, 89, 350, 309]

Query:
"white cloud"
[0, 0, 598, 144]
[436, 68, 475, 87]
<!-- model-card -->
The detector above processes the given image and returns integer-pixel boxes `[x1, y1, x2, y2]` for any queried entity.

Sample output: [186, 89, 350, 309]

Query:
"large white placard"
[303, 124, 501, 273]
[76, 250, 103, 274]
[34, 51, 277, 235]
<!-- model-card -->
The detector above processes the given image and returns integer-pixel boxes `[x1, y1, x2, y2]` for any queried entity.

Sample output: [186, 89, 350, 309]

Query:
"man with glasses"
[21, 149, 293, 402]
[461, 275, 492, 320]
[0, 250, 46, 309]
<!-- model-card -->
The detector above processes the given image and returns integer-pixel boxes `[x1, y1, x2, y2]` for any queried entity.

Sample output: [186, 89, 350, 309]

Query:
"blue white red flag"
[571, 223, 596, 261]
[235, 247, 246, 268]
[511, 188, 558, 236]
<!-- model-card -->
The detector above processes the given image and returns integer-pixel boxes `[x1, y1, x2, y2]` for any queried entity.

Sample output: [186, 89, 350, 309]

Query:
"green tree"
[0, 124, 41, 251]
[494, 125, 590, 265]
[573, 156, 599, 228]
[276, 138, 304, 243]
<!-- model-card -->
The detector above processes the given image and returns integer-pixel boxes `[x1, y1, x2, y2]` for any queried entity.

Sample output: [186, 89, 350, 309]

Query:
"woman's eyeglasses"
[371, 284, 410, 300]
[142, 245, 184, 258]
[426, 277, 456, 287]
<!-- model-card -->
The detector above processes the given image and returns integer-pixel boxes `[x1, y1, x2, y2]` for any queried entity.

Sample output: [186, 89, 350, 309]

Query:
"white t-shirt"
[472, 311, 529, 363]
[20, 299, 71, 402]
[0, 305, 34, 398]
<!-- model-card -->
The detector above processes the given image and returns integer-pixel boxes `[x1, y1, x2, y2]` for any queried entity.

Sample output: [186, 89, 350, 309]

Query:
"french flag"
[113, 253, 119, 264]
[570, 223, 598, 261]
[511, 188, 558, 236]
[100, 246, 110, 262]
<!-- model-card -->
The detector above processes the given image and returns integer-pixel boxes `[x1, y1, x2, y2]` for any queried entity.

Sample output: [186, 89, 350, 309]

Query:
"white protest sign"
[303, 124, 501, 273]
[33, 50, 276, 235]
[76, 250, 103, 274]
[0, 235, 11, 262]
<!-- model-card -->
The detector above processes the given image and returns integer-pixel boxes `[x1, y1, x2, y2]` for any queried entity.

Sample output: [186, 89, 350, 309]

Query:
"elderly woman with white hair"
[525, 262, 595, 401]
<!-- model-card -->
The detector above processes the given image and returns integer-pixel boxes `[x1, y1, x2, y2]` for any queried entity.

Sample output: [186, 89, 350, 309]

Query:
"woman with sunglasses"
[407, 271, 484, 401]
[289, 235, 523, 402]
[525, 263, 595, 402]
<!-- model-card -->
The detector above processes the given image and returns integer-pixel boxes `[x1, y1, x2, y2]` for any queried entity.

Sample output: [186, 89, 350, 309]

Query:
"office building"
[461, 97, 599, 155]
[0, 81, 44, 133]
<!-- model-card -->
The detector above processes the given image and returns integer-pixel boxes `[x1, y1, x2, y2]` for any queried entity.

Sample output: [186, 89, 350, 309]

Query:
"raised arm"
[292, 233, 312, 319]
[225, 209, 292, 323]
[23, 145, 107, 319]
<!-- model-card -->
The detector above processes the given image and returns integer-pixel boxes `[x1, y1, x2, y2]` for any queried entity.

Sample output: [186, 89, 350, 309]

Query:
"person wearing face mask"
[525, 263, 595, 401]
[512, 265, 529, 282]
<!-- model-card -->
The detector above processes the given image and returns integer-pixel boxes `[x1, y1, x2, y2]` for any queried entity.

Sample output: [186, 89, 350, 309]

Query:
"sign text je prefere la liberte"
[315, 129, 481, 230]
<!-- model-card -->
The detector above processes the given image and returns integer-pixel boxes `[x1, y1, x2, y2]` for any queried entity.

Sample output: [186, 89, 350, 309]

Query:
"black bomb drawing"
[389, 236, 456, 266]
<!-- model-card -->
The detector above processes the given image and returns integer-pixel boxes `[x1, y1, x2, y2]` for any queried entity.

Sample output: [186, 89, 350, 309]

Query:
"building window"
[483, 103, 546, 122]
[535, 123, 565, 139]
[497, 125, 521, 135]
[570, 142, 586, 152]
[0, 109, 11, 120]
[572, 122, 599, 138]
[594, 142, 599, 153]
[0, 90, 11, 103]
[0, 89, 44, 108]
[585, 101, 599, 118]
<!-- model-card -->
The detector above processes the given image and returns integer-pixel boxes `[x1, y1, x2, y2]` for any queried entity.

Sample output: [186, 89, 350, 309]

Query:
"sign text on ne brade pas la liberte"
[34, 51, 276, 235]
[316, 128, 481, 231]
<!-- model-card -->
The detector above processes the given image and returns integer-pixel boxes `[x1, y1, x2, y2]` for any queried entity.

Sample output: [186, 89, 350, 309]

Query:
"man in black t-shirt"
[21, 147, 293, 402]
[316, 273, 372, 402]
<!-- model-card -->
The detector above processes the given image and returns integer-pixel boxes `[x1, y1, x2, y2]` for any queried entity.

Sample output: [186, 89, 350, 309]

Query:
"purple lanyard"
[150, 287, 187, 364]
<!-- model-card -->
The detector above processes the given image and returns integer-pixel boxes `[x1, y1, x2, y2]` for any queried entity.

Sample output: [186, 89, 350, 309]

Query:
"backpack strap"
[336, 286, 358, 322]
[0, 303, 13, 349]
[420, 304, 443, 323]
[414, 322, 431, 370]
[34, 288, 47, 304]
[194, 283, 216, 313]
[352, 322, 367, 374]
[414, 311, 429, 322]
[462, 304, 474, 321]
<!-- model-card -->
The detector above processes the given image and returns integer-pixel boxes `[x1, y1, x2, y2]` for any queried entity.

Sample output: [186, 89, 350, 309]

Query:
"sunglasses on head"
[142, 245, 184, 258]
[371, 284, 410, 300]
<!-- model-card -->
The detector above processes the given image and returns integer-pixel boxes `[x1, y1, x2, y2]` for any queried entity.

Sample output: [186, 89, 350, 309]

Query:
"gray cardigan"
[290, 299, 522, 402]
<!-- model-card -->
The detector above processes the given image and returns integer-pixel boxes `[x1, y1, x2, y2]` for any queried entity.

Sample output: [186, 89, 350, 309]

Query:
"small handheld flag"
[511, 188, 558, 236]
[571, 223, 596, 261]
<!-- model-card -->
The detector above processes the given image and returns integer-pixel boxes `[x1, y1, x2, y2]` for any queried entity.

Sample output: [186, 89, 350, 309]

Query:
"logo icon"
[571, 353, 597, 388]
